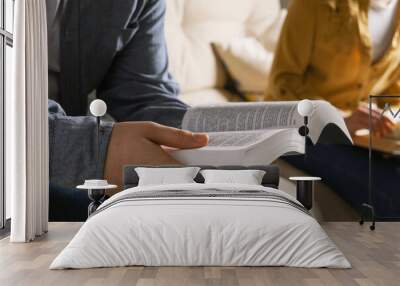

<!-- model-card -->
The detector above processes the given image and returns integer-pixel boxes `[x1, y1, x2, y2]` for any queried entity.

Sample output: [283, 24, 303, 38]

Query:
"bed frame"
[123, 165, 280, 190]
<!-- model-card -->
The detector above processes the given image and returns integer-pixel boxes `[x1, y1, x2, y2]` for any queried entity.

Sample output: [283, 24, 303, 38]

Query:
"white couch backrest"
[165, 0, 282, 93]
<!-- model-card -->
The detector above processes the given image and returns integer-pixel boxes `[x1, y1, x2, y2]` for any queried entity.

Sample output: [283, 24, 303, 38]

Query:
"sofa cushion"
[165, 0, 282, 94]
[213, 37, 274, 95]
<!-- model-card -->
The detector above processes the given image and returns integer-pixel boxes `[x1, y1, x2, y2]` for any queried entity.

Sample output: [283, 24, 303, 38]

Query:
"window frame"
[0, 0, 13, 233]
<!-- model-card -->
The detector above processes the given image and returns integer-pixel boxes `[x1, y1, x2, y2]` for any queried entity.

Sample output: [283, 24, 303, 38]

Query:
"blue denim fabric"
[284, 142, 400, 219]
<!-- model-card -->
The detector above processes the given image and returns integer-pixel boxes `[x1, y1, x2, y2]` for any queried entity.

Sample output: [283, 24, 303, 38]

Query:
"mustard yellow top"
[266, 0, 400, 110]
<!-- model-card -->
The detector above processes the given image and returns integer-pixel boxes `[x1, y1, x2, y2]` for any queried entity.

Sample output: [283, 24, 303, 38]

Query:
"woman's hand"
[344, 105, 396, 138]
[104, 122, 208, 192]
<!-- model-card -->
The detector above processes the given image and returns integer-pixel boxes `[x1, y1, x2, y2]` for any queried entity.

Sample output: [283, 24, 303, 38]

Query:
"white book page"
[182, 102, 301, 133]
[182, 101, 352, 145]
[307, 101, 352, 144]
[205, 130, 287, 149]
[170, 128, 304, 165]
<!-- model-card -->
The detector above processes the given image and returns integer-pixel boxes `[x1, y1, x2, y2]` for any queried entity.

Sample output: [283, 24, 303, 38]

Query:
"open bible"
[171, 101, 353, 165]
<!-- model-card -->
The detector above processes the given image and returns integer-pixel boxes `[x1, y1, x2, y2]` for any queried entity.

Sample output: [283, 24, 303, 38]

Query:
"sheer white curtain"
[7, 0, 49, 242]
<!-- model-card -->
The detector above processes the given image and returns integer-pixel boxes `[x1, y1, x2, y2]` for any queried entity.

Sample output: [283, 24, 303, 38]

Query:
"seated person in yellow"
[266, 0, 400, 219]
[267, 0, 397, 136]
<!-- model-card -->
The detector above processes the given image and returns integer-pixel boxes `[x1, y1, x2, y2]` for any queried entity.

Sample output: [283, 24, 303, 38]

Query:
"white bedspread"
[50, 183, 351, 269]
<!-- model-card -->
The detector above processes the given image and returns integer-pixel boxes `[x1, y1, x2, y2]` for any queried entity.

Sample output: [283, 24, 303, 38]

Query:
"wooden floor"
[0, 222, 399, 286]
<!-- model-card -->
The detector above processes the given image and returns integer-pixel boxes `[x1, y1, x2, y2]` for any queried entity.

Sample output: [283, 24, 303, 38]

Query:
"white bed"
[50, 183, 351, 269]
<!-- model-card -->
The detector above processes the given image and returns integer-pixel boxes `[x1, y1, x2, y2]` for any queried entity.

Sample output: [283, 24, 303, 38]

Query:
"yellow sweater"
[266, 0, 400, 110]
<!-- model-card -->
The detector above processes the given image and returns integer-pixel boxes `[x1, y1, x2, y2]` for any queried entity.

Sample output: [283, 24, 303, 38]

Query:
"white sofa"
[164, 0, 285, 106]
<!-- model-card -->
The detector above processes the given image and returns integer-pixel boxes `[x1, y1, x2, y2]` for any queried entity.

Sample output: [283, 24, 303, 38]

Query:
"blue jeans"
[284, 143, 400, 219]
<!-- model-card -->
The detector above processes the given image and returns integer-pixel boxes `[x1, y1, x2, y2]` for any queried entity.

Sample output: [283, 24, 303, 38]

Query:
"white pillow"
[213, 37, 274, 95]
[200, 169, 266, 185]
[135, 167, 200, 186]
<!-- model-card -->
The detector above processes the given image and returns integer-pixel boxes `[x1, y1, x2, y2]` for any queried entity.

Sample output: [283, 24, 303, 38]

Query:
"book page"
[170, 128, 304, 165]
[182, 102, 302, 133]
[182, 101, 352, 145]
[307, 101, 352, 144]
[206, 130, 283, 148]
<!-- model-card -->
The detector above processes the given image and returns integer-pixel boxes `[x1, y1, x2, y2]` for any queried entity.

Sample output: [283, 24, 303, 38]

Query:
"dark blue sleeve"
[97, 0, 187, 128]
[48, 100, 114, 188]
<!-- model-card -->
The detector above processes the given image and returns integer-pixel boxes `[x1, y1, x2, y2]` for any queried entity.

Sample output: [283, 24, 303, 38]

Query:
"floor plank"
[0, 222, 399, 286]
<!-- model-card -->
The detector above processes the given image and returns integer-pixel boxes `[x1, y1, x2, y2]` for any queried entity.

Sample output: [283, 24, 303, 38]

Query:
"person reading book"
[47, 0, 208, 221]
[49, 103, 209, 221]
[265, 0, 400, 218]
[266, 0, 399, 137]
